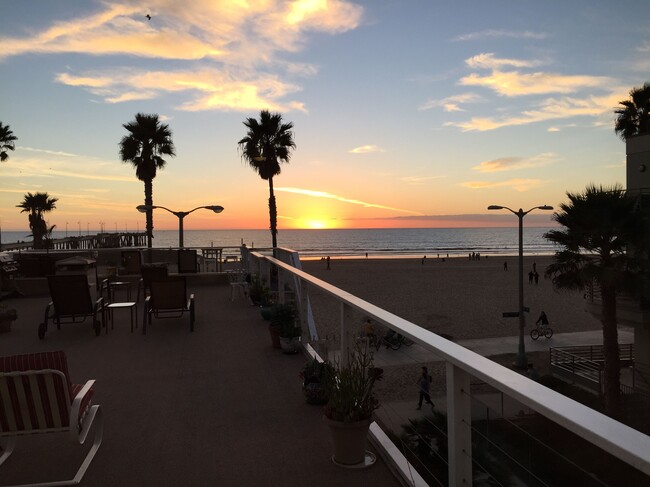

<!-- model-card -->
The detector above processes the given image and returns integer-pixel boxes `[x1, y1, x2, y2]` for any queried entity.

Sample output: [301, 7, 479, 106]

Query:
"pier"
[0, 232, 147, 251]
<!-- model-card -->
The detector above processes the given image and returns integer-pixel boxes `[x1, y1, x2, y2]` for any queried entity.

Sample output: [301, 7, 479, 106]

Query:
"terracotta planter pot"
[324, 416, 372, 466]
[269, 324, 281, 349]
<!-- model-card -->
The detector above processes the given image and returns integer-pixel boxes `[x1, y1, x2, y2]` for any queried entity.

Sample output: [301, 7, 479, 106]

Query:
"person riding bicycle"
[536, 311, 549, 329]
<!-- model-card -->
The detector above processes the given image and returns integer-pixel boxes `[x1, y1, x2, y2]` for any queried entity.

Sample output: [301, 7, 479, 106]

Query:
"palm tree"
[238, 110, 296, 248]
[0, 122, 17, 162]
[614, 82, 650, 140]
[16, 192, 58, 249]
[119, 113, 176, 248]
[544, 184, 640, 418]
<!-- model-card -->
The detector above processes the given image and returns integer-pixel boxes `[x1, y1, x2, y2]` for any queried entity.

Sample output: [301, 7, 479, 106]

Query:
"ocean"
[0, 227, 558, 258]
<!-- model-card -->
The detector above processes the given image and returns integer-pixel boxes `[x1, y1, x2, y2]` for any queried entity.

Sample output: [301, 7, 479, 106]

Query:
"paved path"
[372, 328, 634, 367]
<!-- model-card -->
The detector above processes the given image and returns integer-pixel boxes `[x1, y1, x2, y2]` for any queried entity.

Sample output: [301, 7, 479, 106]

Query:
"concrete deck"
[0, 282, 402, 487]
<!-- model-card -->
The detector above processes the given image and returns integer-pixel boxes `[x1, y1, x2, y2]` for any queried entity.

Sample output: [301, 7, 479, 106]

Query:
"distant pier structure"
[1, 232, 147, 251]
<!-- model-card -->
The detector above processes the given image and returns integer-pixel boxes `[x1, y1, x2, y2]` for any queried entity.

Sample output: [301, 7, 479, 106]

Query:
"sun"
[305, 219, 328, 229]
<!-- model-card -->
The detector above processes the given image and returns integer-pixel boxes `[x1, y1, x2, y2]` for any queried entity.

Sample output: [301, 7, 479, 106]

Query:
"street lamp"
[488, 204, 553, 369]
[136, 204, 224, 247]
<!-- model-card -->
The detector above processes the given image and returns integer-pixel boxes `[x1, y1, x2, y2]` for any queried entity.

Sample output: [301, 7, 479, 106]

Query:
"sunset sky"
[1, 0, 647, 232]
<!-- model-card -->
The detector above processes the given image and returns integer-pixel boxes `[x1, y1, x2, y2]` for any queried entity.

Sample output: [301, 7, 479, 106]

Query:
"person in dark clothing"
[536, 311, 549, 327]
[417, 366, 435, 410]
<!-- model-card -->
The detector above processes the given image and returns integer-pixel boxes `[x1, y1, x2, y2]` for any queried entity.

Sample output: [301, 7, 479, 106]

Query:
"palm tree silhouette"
[0, 122, 17, 163]
[615, 82, 650, 140]
[544, 184, 640, 418]
[119, 113, 176, 248]
[17, 192, 58, 249]
[238, 110, 296, 248]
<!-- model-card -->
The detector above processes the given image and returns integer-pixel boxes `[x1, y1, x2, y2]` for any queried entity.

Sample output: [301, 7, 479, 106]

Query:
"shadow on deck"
[0, 282, 401, 487]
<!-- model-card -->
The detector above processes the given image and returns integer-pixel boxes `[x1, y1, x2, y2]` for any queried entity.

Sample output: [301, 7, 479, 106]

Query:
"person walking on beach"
[326, 256, 331, 270]
[417, 366, 434, 410]
[503, 261, 508, 271]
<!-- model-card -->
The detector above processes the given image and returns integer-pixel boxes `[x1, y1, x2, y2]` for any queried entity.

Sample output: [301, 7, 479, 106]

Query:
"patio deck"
[0, 280, 402, 487]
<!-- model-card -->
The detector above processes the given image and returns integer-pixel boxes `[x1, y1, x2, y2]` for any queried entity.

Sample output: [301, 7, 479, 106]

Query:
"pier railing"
[1, 232, 147, 252]
[245, 248, 650, 485]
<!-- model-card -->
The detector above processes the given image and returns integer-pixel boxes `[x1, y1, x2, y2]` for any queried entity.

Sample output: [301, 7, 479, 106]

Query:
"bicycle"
[530, 323, 553, 340]
[376, 331, 415, 350]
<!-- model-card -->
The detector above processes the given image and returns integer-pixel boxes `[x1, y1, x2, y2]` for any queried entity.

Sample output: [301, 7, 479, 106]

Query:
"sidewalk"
[371, 328, 634, 367]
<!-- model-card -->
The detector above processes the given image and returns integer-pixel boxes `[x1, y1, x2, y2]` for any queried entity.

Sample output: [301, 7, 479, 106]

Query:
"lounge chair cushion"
[0, 351, 93, 432]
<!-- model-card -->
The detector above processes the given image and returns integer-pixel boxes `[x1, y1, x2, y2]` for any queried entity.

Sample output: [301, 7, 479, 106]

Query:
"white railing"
[245, 248, 650, 485]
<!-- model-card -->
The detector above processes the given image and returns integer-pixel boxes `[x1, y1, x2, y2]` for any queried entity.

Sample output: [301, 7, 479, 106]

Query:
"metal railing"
[245, 247, 650, 485]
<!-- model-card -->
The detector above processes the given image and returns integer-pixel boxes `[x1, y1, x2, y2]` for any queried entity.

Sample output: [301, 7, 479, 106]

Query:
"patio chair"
[227, 269, 249, 302]
[136, 264, 169, 303]
[0, 350, 103, 486]
[120, 249, 142, 275]
[143, 276, 195, 334]
[39, 274, 105, 339]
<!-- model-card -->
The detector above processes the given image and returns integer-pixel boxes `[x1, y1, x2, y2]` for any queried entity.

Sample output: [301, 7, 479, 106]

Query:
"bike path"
[372, 327, 635, 368]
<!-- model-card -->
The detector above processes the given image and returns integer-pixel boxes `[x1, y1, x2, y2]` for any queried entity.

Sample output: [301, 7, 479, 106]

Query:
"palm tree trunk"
[29, 213, 44, 249]
[268, 176, 278, 248]
[601, 285, 622, 419]
[144, 179, 153, 249]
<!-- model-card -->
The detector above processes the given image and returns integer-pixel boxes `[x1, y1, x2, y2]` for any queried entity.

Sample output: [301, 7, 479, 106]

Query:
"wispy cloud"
[473, 152, 557, 173]
[276, 187, 421, 214]
[348, 145, 385, 154]
[460, 68, 611, 97]
[419, 92, 482, 112]
[0, 0, 363, 112]
[57, 68, 305, 112]
[461, 178, 545, 192]
[18, 146, 79, 157]
[465, 53, 544, 70]
[400, 175, 447, 184]
[453, 30, 547, 42]
[446, 90, 625, 131]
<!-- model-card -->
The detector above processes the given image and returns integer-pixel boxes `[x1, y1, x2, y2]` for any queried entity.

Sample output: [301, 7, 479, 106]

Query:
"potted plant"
[271, 303, 301, 354]
[300, 357, 335, 405]
[323, 342, 383, 467]
[0, 305, 18, 333]
[259, 288, 275, 321]
[248, 275, 268, 306]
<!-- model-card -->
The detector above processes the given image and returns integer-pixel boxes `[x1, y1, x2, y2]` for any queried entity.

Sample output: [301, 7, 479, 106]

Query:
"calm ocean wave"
[1, 227, 558, 257]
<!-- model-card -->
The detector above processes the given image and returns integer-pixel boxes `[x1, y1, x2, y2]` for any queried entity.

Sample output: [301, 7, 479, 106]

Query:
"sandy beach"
[300, 255, 604, 401]
[301, 255, 601, 342]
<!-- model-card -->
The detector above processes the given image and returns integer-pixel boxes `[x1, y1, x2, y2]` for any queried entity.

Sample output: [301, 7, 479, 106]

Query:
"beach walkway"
[370, 328, 634, 367]
[0, 283, 401, 487]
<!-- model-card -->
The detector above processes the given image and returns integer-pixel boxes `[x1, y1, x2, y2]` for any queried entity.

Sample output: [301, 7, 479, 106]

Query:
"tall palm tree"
[614, 82, 650, 140]
[238, 110, 296, 248]
[0, 122, 17, 162]
[544, 184, 640, 419]
[16, 192, 58, 249]
[119, 113, 175, 248]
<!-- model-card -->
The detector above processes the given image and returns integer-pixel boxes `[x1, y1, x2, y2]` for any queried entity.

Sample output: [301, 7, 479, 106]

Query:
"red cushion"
[0, 351, 88, 433]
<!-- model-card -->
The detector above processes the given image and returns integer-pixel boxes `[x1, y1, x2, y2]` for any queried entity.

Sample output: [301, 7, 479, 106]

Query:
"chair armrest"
[70, 379, 96, 440]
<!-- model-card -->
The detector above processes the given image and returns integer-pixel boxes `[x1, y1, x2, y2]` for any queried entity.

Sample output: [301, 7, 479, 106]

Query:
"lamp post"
[136, 204, 224, 247]
[488, 204, 553, 369]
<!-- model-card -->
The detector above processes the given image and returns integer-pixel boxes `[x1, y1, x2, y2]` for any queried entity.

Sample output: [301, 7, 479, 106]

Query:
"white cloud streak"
[473, 152, 557, 172]
[348, 145, 385, 154]
[276, 187, 421, 214]
[453, 30, 548, 42]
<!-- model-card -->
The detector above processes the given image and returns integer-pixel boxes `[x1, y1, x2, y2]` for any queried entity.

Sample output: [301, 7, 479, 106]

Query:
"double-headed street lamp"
[488, 204, 553, 369]
[136, 204, 224, 248]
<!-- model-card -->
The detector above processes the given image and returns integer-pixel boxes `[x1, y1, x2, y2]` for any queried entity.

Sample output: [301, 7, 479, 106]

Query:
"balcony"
[1, 247, 649, 486]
